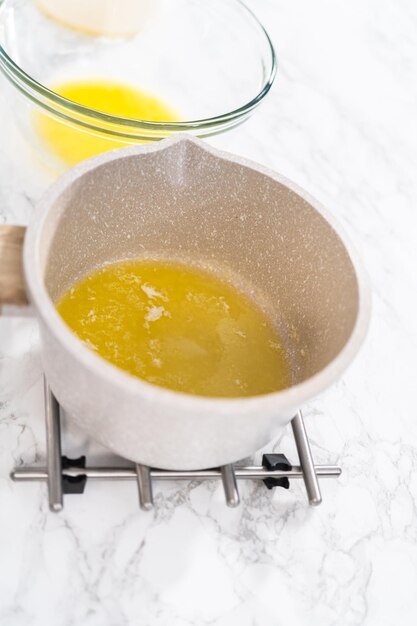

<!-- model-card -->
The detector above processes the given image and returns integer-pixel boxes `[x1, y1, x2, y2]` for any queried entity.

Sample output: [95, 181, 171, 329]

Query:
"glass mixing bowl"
[0, 0, 276, 172]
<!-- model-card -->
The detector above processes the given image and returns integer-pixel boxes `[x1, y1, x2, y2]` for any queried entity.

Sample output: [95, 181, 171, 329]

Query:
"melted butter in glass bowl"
[0, 0, 276, 172]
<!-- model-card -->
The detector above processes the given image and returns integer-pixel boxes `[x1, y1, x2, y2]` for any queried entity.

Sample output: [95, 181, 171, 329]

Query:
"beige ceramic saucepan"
[0, 136, 370, 469]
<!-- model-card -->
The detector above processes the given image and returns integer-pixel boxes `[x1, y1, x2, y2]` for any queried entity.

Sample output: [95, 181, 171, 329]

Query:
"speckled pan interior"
[43, 138, 359, 386]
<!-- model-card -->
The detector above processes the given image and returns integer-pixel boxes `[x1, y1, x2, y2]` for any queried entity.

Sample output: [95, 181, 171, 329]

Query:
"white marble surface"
[1, 0, 417, 624]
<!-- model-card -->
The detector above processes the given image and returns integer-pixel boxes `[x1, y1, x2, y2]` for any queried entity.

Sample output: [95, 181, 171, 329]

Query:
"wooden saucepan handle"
[0, 225, 28, 306]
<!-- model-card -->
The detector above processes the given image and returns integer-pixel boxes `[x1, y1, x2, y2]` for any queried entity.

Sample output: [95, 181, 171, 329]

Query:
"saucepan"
[0, 136, 370, 469]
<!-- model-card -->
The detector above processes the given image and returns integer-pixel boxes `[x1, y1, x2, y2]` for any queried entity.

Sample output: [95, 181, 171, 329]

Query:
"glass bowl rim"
[0, 0, 277, 134]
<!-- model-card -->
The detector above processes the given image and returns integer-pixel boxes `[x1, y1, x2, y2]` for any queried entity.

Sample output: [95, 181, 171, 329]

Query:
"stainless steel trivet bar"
[11, 382, 342, 512]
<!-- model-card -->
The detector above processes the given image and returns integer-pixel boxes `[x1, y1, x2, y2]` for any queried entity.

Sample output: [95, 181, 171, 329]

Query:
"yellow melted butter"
[35, 79, 179, 166]
[56, 260, 292, 398]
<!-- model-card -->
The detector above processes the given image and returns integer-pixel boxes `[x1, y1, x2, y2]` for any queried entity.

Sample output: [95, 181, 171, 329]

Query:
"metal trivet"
[11, 380, 341, 512]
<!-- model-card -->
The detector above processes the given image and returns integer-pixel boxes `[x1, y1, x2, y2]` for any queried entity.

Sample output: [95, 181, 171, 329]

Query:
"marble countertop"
[1, 0, 417, 624]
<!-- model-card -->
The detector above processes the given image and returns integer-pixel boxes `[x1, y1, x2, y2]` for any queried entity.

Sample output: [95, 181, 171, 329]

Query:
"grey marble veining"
[1, 0, 417, 624]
